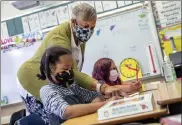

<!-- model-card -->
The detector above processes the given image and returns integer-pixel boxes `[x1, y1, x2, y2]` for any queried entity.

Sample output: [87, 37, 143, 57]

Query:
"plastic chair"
[14, 114, 46, 125]
[9, 109, 26, 125]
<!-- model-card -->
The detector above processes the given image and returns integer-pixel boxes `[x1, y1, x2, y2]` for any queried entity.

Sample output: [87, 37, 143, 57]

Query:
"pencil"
[136, 65, 139, 82]
[142, 84, 145, 91]
[136, 70, 138, 82]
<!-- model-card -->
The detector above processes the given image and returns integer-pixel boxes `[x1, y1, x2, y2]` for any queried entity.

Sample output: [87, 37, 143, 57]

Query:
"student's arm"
[63, 102, 106, 119]
[40, 85, 106, 120]
[91, 96, 105, 103]
[73, 67, 128, 98]
[63, 96, 118, 119]
[73, 84, 105, 103]
[115, 81, 141, 93]
[40, 85, 70, 120]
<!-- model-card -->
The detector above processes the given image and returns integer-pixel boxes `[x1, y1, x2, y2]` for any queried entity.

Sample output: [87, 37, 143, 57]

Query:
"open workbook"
[98, 93, 154, 120]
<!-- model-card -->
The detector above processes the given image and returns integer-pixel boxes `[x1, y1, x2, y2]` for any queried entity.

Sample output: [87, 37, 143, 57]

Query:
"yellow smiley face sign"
[119, 58, 143, 81]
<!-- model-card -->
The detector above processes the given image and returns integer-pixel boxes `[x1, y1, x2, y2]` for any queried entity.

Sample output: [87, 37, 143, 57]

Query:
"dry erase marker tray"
[98, 93, 154, 120]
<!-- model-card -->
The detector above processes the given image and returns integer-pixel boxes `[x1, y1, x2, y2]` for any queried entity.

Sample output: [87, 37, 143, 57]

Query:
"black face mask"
[55, 70, 74, 87]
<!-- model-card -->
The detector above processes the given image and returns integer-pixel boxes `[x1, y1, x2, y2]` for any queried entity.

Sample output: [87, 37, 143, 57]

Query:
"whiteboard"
[1, 42, 42, 105]
[82, 8, 161, 79]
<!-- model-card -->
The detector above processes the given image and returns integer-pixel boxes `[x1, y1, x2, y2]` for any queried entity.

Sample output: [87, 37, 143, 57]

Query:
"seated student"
[92, 58, 141, 93]
[38, 46, 114, 125]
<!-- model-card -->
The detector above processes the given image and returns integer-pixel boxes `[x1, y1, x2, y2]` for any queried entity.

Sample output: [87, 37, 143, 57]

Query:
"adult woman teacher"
[17, 3, 127, 115]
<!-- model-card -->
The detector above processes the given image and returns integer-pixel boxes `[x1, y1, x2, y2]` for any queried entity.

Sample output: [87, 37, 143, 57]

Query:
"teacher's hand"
[102, 85, 128, 98]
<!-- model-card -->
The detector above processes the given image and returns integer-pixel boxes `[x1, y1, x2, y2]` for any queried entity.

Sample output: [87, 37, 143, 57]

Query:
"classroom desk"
[63, 83, 168, 125]
[1, 116, 11, 125]
[1, 102, 25, 125]
[157, 80, 181, 105]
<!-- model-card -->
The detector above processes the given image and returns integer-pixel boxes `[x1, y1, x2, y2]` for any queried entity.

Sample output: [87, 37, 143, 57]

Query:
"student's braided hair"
[37, 46, 71, 83]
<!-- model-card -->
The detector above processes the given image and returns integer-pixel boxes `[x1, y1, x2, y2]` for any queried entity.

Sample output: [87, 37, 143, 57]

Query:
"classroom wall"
[1, 1, 67, 20]
[1, 1, 25, 20]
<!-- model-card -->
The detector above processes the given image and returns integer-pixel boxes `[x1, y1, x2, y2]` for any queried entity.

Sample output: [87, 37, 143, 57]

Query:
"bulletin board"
[151, 1, 182, 56]
[1, 1, 141, 38]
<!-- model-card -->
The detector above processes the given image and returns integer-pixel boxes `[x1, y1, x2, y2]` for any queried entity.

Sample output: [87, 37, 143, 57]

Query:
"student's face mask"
[109, 70, 119, 82]
[55, 70, 84, 106]
[55, 70, 74, 87]
[73, 22, 94, 43]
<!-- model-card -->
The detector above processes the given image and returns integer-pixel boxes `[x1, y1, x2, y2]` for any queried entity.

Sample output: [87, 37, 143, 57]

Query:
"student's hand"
[128, 80, 141, 91]
[106, 96, 120, 103]
[91, 96, 106, 103]
[104, 86, 128, 98]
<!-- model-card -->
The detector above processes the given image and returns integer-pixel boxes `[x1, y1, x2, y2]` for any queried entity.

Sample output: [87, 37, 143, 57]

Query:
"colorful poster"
[1, 31, 43, 52]
[152, 1, 182, 56]
[155, 1, 181, 28]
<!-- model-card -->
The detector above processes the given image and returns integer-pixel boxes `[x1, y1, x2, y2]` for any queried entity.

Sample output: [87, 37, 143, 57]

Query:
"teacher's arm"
[72, 61, 98, 90]
[51, 36, 108, 94]
[52, 36, 127, 97]
[72, 58, 128, 98]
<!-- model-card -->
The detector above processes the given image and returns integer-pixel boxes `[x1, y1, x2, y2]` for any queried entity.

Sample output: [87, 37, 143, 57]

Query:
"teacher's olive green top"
[17, 21, 95, 100]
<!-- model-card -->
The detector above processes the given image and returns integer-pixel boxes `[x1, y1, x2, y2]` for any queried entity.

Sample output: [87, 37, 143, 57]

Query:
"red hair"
[92, 58, 122, 86]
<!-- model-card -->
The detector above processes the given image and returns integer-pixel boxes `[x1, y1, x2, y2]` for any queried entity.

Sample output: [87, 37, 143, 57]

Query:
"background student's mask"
[109, 70, 119, 82]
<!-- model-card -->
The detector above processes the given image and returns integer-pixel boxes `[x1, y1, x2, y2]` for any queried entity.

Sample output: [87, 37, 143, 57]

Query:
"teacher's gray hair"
[72, 3, 97, 21]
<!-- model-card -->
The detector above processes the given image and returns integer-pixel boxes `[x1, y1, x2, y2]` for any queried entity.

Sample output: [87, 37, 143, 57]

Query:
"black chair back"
[9, 109, 26, 125]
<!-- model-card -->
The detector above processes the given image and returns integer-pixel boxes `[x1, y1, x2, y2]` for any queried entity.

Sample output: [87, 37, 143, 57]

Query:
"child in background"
[38, 46, 115, 125]
[92, 58, 141, 93]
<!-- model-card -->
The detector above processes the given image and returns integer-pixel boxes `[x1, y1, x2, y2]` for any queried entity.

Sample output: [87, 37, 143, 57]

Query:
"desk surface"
[63, 83, 168, 125]
[157, 80, 181, 105]
[2, 79, 180, 125]
[1, 116, 11, 125]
